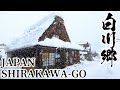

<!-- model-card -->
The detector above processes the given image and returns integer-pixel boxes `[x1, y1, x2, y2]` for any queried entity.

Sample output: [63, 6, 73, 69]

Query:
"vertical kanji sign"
[101, 13, 117, 67]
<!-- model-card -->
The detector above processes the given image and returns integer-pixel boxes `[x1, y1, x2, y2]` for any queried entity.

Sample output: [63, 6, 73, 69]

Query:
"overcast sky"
[0, 11, 120, 52]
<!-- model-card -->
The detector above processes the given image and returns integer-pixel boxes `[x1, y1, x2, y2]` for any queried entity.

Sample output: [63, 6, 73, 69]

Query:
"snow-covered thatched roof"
[8, 13, 58, 51]
[7, 13, 83, 52]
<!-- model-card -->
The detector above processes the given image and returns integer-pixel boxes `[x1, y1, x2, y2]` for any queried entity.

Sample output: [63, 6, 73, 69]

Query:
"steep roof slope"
[8, 13, 58, 51]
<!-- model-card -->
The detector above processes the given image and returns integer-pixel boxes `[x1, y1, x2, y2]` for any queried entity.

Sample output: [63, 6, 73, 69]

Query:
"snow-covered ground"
[64, 43, 120, 79]
[64, 58, 120, 79]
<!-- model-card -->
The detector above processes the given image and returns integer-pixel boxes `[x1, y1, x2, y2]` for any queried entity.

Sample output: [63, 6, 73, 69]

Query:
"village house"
[79, 42, 93, 61]
[7, 14, 83, 69]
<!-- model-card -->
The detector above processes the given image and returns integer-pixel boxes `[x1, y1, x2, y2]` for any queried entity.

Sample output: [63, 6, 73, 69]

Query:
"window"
[66, 52, 68, 58]
[70, 57, 73, 64]
[42, 53, 49, 66]
[53, 34, 59, 39]
[49, 53, 55, 65]
[72, 51, 74, 56]
[55, 52, 60, 62]
[42, 53, 55, 66]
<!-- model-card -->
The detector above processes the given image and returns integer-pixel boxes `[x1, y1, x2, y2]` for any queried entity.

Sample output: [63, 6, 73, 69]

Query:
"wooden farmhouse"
[7, 14, 83, 69]
[79, 42, 93, 61]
